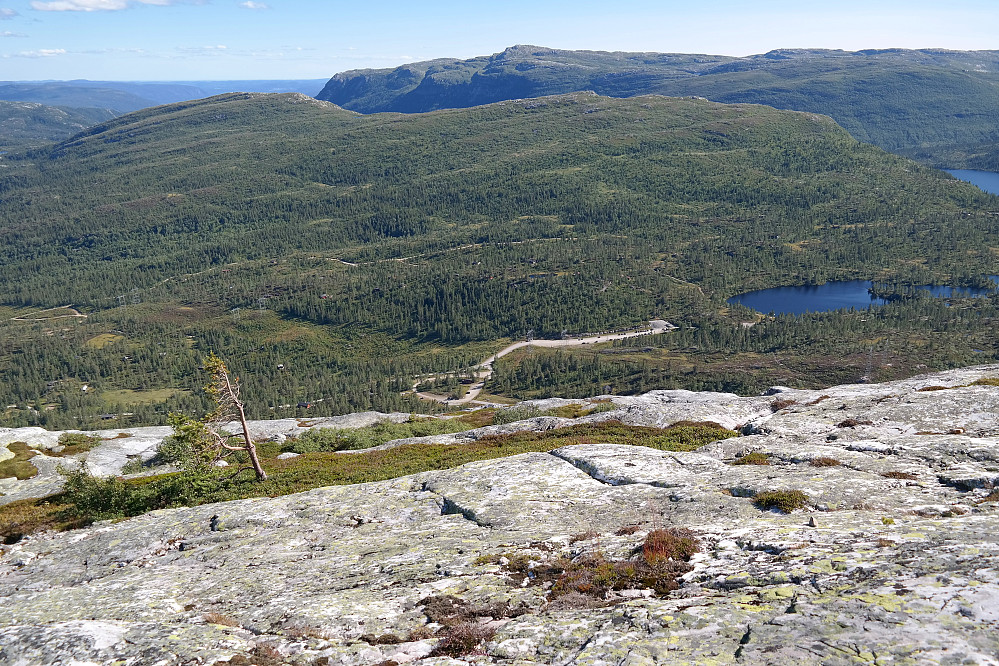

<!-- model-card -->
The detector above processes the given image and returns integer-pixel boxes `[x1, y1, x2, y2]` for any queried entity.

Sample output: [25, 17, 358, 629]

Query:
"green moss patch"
[0, 442, 40, 481]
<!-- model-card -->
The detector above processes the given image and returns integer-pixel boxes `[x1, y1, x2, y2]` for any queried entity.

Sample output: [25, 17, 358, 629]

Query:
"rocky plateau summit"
[2, 366, 999, 665]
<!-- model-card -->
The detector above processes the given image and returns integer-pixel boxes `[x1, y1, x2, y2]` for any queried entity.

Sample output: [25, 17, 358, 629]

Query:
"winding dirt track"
[414, 321, 674, 405]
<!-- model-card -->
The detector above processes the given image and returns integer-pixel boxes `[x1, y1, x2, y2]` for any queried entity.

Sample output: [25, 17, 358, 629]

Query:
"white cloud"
[0, 8, 17, 18]
[16, 47, 66, 56]
[30, 0, 184, 11]
[0, 30, 27, 36]
[239, 1, 268, 9]
[176, 44, 229, 55]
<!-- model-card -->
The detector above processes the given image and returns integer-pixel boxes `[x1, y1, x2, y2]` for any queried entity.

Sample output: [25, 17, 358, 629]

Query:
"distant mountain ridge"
[0, 100, 117, 151]
[0, 79, 329, 114]
[317, 45, 999, 167]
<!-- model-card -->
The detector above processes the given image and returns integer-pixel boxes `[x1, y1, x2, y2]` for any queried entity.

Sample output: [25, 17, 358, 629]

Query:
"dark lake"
[945, 169, 999, 195]
[728, 279, 999, 315]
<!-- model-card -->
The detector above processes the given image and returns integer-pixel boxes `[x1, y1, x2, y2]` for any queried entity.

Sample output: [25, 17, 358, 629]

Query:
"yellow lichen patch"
[760, 586, 797, 601]
[846, 593, 905, 613]
[85, 333, 125, 349]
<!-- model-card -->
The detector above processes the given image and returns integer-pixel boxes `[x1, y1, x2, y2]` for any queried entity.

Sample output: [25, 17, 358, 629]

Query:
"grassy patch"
[102, 388, 190, 406]
[970, 377, 999, 387]
[753, 489, 810, 513]
[0, 442, 39, 481]
[732, 452, 769, 465]
[53, 432, 102, 457]
[3, 420, 738, 539]
[288, 417, 475, 453]
[84, 333, 124, 349]
[0, 497, 86, 544]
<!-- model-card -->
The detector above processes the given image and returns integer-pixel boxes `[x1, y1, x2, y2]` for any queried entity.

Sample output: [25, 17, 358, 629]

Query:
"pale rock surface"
[1, 366, 998, 664]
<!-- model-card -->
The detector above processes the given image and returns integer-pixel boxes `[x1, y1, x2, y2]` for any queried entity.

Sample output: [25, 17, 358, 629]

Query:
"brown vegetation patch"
[770, 399, 798, 412]
[916, 385, 950, 392]
[836, 418, 874, 428]
[428, 622, 496, 658]
[614, 525, 642, 536]
[810, 457, 841, 467]
[881, 471, 919, 480]
[568, 530, 601, 544]
[203, 612, 240, 628]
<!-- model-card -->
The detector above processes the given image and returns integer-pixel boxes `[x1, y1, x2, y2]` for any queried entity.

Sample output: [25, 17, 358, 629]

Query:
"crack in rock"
[439, 496, 492, 528]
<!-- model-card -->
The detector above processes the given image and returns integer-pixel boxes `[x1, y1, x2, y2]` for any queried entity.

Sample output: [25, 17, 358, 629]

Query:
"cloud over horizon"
[239, 1, 268, 9]
[0, 8, 18, 18]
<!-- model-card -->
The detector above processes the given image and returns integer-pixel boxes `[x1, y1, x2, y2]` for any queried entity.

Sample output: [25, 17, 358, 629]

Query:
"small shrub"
[876, 539, 896, 548]
[770, 399, 797, 412]
[810, 457, 841, 467]
[55, 432, 102, 456]
[641, 528, 698, 567]
[805, 395, 831, 406]
[754, 490, 809, 513]
[980, 489, 999, 503]
[836, 418, 873, 428]
[60, 464, 133, 520]
[429, 622, 495, 658]
[732, 452, 769, 466]
[916, 385, 950, 392]
[881, 516, 895, 525]
[119, 456, 146, 475]
[881, 471, 918, 480]
[970, 377, 999, 387]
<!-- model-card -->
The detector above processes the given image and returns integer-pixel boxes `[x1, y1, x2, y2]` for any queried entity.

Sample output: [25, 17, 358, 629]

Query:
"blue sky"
[0, 0, 997, 81]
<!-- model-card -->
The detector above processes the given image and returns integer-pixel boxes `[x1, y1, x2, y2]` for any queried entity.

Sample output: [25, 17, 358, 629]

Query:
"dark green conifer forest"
[0, 91, 997, 427]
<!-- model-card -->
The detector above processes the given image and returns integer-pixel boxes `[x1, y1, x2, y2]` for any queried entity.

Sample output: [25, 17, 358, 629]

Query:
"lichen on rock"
[1, 365, 998, 664]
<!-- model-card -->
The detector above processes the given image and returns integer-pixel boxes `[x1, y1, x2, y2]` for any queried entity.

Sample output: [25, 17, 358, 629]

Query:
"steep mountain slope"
[0, 101, 117, 151]
[317, 45, 999, 165]
[0, 91, 997, 427]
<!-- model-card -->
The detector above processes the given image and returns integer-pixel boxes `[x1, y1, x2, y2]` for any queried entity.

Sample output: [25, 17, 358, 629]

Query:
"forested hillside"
[1, 91, 997, 428]
[318, 45, 999, 167]
[0, 101, 118, 152]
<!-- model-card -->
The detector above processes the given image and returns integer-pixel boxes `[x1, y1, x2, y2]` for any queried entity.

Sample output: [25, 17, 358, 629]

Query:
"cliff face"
[2, 366, 999, 665]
